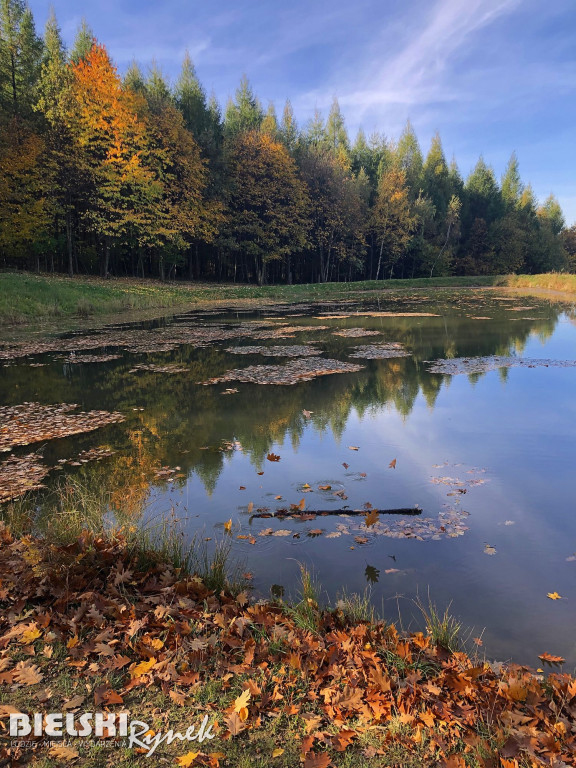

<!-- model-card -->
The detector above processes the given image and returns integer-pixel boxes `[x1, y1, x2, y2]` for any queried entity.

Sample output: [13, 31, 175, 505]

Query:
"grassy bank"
[0, 522, 574, 767]
[0, 272, 501, 325]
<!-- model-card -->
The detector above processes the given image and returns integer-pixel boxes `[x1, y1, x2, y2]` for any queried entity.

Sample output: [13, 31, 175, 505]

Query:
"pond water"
[1, 288, 576, 669]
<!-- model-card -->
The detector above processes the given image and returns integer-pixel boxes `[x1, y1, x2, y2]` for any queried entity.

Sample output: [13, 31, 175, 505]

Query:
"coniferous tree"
[0, 0, 43, 122]
[279, 99, 298, 153]
[224, 75, 262, 137]
[69, 18, 94, 64]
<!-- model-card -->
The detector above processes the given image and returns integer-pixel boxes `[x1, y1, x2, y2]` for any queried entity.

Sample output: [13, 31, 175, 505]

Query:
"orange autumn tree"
[70, 42, 157, 275]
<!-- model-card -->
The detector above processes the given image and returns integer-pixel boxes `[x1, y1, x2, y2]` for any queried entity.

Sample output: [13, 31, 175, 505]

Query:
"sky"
[28, 0, 576, 224]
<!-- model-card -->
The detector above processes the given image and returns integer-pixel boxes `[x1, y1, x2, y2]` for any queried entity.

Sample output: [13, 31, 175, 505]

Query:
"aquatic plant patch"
[224, 344, 320, 357]
[332, 328, 382, 337]
[426, 356, 576, 375]
[0, 403, 125, 453]
[0, 454, 51, 502]
[348, 343, 411, 359]
[198, 357, 364, 386]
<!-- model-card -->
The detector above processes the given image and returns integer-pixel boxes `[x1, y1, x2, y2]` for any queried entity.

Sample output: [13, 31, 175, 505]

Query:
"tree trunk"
[65, 210, 74, 277]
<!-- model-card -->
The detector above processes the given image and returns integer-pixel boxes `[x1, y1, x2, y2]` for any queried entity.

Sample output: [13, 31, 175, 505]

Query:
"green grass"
[0, 271, 505, 325]
[2, 270, 575, 326]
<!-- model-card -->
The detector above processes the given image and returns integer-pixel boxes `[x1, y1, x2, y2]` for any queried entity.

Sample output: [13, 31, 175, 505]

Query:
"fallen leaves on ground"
[0, 527, 574, 767]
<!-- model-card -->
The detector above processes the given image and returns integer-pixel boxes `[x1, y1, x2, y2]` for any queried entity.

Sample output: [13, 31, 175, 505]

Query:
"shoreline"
[0, 527, 574, 767]
[3, 271, 575, 329]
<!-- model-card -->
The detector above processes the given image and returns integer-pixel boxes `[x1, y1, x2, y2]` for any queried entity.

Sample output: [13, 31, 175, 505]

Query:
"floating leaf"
[547, 592, 562, 600]
[389, 459, 397, 469]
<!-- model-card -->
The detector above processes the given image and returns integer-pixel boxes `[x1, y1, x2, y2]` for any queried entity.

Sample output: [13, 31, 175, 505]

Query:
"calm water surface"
[2, 288, 576, 668]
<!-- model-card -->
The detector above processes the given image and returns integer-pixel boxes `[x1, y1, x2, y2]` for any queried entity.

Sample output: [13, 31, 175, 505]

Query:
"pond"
[1, 287, 576, 669]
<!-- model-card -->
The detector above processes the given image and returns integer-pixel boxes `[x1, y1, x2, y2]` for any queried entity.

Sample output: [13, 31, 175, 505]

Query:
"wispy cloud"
[299, 0, 521, 121]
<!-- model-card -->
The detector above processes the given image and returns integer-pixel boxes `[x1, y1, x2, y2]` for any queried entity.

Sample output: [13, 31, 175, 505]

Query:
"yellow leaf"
[224, 519, 232, 532]
[175, 751, 200, 767]
[131, 656, 157, 677]
[234, 688, 251, 714]
[20, 627, 41, 644]
[67, 635, 79, 649]
[273, 748, 285, 757]
[547, 592, 562, 600]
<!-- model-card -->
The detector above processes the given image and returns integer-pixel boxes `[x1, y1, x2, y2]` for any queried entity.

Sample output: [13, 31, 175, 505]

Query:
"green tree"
[325, 97, 349, 154]
[224, 75, 262, 137]
[422, 133, 451, 217]
[223, 130, 309, 285]
[279, 99, 298, 153]
[69, 18, 93, 64]
[501, 152, 523, 209]
[261, 102, 279, 138]
[392, 120, 422, 198]
[0, 0, 43, 122]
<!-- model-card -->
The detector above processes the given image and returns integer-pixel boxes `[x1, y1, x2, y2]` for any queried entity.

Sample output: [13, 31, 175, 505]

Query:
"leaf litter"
[198, 358, 364, 386]
[1, 527, 574, 766]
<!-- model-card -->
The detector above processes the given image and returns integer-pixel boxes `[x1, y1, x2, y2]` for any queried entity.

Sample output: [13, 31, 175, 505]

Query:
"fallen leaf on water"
[364, 509, 379, 528]
[223, 519, 232, 533]
[247, 502, 254, 514]
[348, 446, 359, 451]
[298, 498, 306, 511]
[302, 410, 313, 418]
[483, 544, 497, 556]
[267, 453, 281, 462]
[318, 484, 332, 491]
[389, 459, 397, 469]
[538, 652, 565, 664]
[547, 592, 562, 600]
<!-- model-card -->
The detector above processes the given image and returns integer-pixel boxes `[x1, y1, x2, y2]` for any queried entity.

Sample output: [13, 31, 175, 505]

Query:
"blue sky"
[29, 0, 576, 224]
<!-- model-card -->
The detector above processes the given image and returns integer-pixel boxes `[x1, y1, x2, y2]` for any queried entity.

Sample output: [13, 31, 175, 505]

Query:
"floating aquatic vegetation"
[317, 312, 440, 319]
[248, 325, 329, 340]
[225, 344, 319, 357]
[64, 354, 122, 363]
[57, 447, 116, 466]
[0, 402, 125, 453]
[426, 356, 576, 375]
[198, 357, 364, 386]
[333, 328, 381, 338]
[0, 454, 51, 502]
[348, 343, 411, 359]
[128, 363, 188, 374]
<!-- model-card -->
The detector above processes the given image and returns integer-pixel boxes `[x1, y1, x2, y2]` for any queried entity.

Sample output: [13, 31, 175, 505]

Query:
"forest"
[0, 2, 574, 285]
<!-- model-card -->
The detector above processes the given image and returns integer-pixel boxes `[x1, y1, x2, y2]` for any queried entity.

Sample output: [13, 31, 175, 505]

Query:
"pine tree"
[501, 152, 523, 209]
[422, 133, 451, 216]
[393, 120, 423, 198]
[36, 8, 79, 275]
[279, 99, 298, 153]
[326, 97, 349, 154]
[124, 61, 146, 94]
[224, 75, 262, 137]
[0, 0, 43, 122]
[70, 18, 94, 64]
[304, 108, 327, 147]
[145, 62, 171, 113]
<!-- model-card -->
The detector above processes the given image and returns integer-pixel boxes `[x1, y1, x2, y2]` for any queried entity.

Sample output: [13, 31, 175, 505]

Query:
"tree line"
[1, 3, 574, 283]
